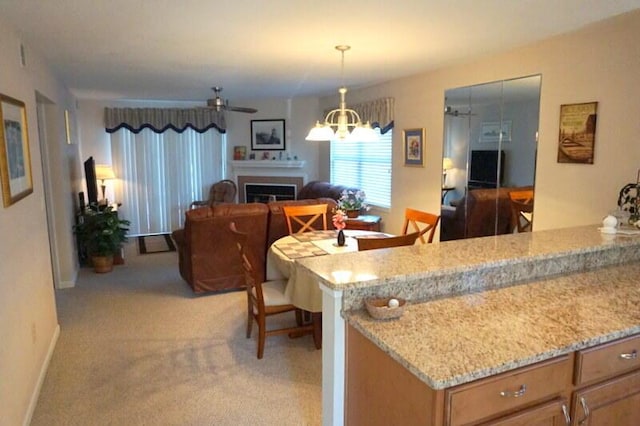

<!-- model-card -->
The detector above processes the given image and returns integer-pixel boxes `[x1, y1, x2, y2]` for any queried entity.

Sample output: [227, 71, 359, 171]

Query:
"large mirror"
[440, 75, 541, 241]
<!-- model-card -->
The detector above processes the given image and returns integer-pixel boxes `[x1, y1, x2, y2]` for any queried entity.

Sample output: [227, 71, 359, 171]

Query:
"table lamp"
[442, 157, 453, 187]
[95, 164, 116, 204]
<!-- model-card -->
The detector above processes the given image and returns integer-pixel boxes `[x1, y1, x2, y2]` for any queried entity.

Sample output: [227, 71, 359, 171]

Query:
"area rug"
[137, 234, 176, 254]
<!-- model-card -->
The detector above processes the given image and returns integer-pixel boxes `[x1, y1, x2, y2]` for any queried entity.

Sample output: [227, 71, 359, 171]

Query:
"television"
[84, 156, 98, 207]
[469, 150, 505, 188]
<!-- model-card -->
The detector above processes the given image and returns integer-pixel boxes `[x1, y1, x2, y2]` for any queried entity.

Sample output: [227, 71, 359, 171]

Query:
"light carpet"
[31, 241, 322, 425]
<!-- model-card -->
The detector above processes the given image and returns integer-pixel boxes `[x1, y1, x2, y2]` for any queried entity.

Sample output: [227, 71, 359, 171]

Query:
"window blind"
[330, 128, 392, 208]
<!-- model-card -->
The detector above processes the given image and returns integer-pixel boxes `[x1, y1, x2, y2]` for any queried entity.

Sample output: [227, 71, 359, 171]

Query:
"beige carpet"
[31, 241, 322, 425]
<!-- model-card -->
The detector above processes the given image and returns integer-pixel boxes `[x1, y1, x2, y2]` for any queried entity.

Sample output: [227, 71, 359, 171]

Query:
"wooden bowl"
[365, 297, 406, 320]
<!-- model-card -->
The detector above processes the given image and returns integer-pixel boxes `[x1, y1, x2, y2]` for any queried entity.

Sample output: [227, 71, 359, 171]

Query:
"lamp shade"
[95, 164, 116, 181]
[442, 157, 453, 171]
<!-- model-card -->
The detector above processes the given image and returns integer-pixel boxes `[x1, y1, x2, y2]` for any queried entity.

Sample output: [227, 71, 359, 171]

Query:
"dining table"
[266, 229, 389, 344]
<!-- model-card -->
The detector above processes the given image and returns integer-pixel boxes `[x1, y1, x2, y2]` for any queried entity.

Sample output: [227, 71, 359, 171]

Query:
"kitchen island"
[296, 225, 640, 426]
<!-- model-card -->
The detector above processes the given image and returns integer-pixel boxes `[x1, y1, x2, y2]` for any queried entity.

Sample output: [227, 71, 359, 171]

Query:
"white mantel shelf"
[231, 160, 306, 169]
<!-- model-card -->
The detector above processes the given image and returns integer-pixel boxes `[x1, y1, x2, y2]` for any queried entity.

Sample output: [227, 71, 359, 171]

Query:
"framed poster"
[480, 120, 512, 143]
[0, 94, 33, 207]
[403, 128, 425, 167]
[557, 102, 598, 164]
[251, 119, 285, 151]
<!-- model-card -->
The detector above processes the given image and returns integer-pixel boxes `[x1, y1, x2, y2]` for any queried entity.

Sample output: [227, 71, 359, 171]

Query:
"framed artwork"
[480, 120, 512, 143]
[557, 101, 598, 164]
[233, 145, 247, 160]
[403, 128, 425, 167]
[0, 94, 33, 207]
[251, 119, 285, 151]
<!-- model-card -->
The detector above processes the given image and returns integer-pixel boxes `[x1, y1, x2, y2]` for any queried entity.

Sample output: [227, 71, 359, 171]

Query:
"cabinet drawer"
[446, 356, 571, 426]
[575, 334, 640, 386]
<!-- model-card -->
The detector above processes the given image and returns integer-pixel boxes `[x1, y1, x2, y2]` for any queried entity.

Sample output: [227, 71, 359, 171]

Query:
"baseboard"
[57, 269, 78, 289]
[23, 323, 60, 426]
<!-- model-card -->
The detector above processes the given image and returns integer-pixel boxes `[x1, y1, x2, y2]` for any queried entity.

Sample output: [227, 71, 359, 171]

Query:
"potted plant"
[337, 190, 369, 218]
[74, 206, 130, 273]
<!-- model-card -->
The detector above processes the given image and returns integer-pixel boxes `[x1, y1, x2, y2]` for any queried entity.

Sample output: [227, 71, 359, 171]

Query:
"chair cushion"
[253, 279, 291, 306]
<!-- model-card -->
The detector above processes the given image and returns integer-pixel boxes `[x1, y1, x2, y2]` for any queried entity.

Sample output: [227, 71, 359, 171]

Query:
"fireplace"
[237, 175, 304, 203]
[231, 160, 307, 203]
[245, 183, 297, 203]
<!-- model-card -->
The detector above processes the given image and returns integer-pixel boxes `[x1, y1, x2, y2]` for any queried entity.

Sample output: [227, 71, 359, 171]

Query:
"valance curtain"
[323, 97, 394, 133]
[104, 107, 226, 134]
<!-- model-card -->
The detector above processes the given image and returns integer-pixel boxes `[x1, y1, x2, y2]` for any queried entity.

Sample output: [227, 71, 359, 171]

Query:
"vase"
[337, 230, 346, 247]
[346, 209, 360, 218]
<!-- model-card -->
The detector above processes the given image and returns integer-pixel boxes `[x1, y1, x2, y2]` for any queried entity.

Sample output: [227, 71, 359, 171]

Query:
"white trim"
[321, 284, 345, 426]
[23, 324, 60, 426]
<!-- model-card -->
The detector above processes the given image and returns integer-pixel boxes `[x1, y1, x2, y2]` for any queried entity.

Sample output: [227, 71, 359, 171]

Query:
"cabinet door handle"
[578, 397, 590, 425]
[619, 349, 637, 360]
[499, 384, 526, 398]
[561, 404, 571, 425]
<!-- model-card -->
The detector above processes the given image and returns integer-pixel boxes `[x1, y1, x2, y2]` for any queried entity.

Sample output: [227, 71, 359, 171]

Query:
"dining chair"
[402, 208, 441, 244]
[228, 222, 316, 359]
[509, 190, 534, 232]
[357, 231, 420, 251]
[283, 204, 328, 234]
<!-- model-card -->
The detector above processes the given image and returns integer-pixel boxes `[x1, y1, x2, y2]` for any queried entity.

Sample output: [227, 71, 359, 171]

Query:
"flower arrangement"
[338, 190, 369, 212]
[332, 209, 347, 230]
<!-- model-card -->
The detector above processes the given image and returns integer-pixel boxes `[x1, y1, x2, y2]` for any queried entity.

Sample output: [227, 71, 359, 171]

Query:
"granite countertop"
[346, 262, 640, 390]
[297, 225, 640, 310]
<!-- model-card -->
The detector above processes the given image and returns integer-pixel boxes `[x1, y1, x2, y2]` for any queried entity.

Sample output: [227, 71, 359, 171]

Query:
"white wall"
[321, 10, 640, 235]
[0, 16, 78, 426]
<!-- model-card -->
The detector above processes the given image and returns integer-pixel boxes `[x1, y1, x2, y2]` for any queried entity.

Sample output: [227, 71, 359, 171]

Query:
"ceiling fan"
[206, 86, 257, 114]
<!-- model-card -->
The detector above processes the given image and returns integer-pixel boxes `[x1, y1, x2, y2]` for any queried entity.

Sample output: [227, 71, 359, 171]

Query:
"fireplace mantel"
[230, 160, 306, 170]
[230, 160, 308, 181]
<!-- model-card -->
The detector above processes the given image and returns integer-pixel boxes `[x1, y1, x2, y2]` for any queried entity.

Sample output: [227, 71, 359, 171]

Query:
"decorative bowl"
[365, 297, 407, 320]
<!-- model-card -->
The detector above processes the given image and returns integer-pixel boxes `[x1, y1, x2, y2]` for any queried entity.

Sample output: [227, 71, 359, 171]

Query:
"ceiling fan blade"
[226, 105, 258, 114]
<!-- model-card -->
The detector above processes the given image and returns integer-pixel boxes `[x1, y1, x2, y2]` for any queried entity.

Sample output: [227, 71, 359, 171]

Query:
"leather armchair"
[190, 179, 237, 209]
[441, 186, 533, 241]
[172, 203, 269, 293]
[297, 180, 360, 201]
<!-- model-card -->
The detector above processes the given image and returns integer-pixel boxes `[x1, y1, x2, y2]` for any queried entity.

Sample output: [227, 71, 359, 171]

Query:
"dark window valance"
[104, 107, 226, 134]
[323, 97, 394, 134]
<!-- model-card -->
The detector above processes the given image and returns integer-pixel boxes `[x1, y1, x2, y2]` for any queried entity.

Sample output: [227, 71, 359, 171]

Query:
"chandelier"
[305, 45, 378, 142]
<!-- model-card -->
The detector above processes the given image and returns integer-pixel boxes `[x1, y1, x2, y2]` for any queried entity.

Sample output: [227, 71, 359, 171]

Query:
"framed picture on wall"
[403, 128, 425, 167]
[480, 120, 512, 143]
[251, 119, 285, 151]
[0, 94, 33, 207]
[557, 101, 598, 164]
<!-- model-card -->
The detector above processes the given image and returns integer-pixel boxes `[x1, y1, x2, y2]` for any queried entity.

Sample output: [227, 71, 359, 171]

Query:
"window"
[330, 128, 392, 208]
[110, 128, 226, 235]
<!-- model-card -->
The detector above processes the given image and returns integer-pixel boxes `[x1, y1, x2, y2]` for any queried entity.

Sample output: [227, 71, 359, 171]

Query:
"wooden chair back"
[228, 222, 317, 359]
[402, 208, 441, 244]
[509, 190, 534, 232]
[357, 232, 420, 251]
[283, 204, 328, 234]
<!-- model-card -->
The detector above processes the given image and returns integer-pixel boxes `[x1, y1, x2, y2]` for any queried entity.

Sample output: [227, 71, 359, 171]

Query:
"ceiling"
[3, 0, 640, 104]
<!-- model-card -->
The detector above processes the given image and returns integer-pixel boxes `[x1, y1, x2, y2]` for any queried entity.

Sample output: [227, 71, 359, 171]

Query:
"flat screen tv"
[469, 150, 505, 188]
[84, 156, 98, 207]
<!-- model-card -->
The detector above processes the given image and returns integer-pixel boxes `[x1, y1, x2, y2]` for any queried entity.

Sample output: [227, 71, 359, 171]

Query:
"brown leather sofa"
[297, 180, 360, 201]
[440, 186, 533, 241]
[171, 194, 339, 293]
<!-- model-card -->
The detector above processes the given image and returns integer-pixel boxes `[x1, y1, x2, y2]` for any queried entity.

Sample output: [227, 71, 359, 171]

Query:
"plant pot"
[91, 255, 114, 273]
[346, 209, 360, 218]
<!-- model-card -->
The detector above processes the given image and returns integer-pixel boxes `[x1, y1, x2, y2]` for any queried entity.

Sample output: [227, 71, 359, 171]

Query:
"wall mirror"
[440, 75, 541, 241]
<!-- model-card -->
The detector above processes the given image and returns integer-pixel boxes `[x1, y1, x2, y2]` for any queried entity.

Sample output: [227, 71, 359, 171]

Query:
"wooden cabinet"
[445, 356, 572, 425]
[570, 334, 640, 425]
[345, 325, 640, 426]
[344, 215, 381, 232]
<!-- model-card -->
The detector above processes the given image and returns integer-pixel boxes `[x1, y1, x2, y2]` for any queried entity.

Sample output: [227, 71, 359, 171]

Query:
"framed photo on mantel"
[251, 119, 285, 151]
